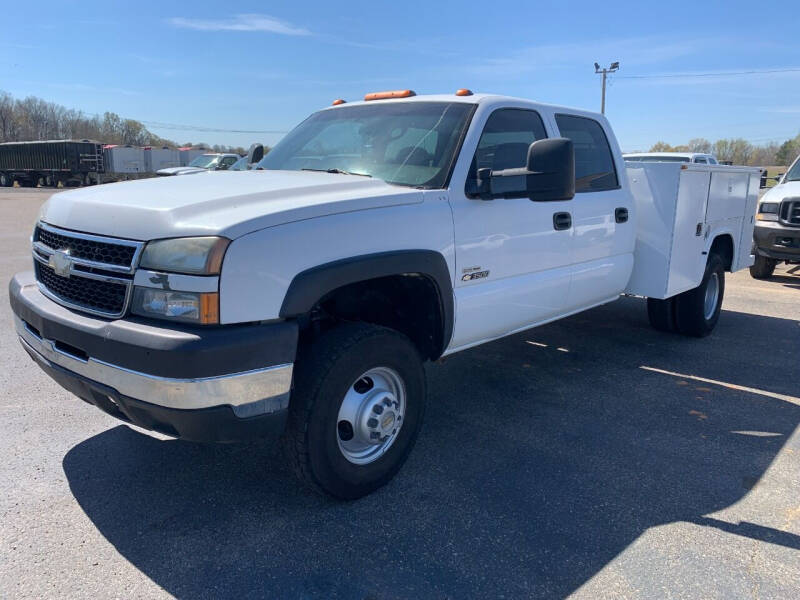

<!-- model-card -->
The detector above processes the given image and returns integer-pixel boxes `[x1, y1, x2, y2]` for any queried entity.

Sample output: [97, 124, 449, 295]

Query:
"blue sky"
[2, 1, 799, 151]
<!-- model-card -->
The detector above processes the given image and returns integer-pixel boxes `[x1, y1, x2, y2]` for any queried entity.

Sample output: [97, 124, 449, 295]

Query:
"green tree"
[776, 134, 800, 166]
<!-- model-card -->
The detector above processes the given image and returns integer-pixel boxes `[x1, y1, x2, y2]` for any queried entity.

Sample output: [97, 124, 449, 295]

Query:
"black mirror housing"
[477, 138, 576, 201]
[247, 143, 264, 165]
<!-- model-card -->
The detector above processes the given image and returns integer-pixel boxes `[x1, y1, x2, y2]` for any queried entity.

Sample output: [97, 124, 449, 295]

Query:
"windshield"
[785, 156, 800, 181]
[230, 156, 250, 171]
[188, 155, 220, 168]
[627, 155, 690, 163]
[258, 102, 474, 188]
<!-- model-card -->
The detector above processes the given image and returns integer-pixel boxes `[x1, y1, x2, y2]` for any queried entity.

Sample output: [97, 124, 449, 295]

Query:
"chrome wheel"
[336, 366, 406, 465]
[704, 272, 720, 320]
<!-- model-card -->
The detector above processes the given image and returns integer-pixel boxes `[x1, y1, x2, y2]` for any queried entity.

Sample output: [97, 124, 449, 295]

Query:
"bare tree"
[688, 138, 712, 154]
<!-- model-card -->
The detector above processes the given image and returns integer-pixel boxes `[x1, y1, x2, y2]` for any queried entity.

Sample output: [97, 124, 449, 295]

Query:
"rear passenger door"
[553, 113, 634, 310]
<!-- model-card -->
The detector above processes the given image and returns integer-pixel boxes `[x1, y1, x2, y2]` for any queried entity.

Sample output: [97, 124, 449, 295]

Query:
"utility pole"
[594, 61, 619, 114]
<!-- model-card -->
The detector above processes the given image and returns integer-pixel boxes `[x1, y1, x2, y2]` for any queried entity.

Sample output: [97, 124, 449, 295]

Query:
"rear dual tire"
[284, 322, 426, 500]
[647, 253, 725, 337]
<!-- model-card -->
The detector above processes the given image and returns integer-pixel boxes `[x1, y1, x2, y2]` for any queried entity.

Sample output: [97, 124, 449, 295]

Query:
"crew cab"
[750, 155, 800, 278]
[9, 90, 760, 499]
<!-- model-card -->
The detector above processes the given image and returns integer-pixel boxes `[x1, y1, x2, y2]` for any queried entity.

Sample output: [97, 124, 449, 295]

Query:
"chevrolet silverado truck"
[9, 90, 760, 499]
[750, 155, 800, 278]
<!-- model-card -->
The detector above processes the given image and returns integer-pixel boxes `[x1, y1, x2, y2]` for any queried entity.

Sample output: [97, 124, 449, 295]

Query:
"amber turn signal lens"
[364, 90, 416, 101]
[199, 293, 220, 324]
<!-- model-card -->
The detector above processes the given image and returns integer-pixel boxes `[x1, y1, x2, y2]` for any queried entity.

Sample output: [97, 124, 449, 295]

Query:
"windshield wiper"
[301, 168, 371, 178]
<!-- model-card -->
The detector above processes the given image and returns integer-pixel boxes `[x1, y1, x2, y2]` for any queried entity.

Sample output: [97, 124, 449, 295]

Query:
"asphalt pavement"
[1, 187, 798, 599]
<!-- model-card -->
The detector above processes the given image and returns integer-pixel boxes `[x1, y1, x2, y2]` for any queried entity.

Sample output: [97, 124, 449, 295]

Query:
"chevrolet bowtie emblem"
[49, 248, 72, 278]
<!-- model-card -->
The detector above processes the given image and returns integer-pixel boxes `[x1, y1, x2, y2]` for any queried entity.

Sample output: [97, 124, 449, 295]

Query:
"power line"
[138, 120, 289, 135]
[616, 67, 800, 80]
[79, 110, 289, 136]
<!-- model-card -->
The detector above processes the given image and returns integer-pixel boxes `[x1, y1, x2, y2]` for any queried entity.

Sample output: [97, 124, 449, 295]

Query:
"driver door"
[448, 108, 574, 350]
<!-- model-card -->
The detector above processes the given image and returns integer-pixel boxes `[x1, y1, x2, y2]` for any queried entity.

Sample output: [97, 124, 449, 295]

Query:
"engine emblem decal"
[462, 270, 489, 281]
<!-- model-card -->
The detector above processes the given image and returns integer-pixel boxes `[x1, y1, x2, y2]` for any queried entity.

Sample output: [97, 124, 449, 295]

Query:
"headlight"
[139, 236, 229, 275]
[756, 202, 779, 221]
[131, 288, 219, 324]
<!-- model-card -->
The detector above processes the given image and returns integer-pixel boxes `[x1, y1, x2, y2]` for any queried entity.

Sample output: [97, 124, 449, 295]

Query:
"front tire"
[284, 323, 426, 499]
[675, 253, 725, 337]
[749, 255, 776, 279]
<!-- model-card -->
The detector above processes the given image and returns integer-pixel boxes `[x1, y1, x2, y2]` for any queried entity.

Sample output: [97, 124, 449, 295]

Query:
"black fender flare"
[279, 250, 454, 356]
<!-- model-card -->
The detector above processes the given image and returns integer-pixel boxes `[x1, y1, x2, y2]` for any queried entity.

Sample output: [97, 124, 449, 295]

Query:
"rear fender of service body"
[218, 191, 456, 327]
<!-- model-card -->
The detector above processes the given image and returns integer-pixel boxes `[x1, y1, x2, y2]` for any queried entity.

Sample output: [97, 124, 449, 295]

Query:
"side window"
[466, 109, 547, 195]
[694, 157, 708, 164]
[554, 114, 619, 192]
[222, 156, 237, 167]
[708, 157, 718, 165]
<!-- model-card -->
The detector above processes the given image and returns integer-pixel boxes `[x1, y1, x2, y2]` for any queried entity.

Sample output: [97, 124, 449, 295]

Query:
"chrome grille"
[780, 199, 800, 226]
[32, 222, 143, 318]
[36, 226, 137, 267]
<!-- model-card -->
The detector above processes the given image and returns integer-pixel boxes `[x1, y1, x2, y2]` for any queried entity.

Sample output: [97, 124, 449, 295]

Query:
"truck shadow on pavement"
[62, 297, 800, 599]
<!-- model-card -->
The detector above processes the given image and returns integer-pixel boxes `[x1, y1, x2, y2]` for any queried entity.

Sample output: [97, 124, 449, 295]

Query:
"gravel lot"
[1, 187, 798, 599]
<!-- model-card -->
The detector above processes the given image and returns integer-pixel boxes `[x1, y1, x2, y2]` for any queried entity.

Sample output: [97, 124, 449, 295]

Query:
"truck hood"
[761, 180, 800, 204]
[39, 170, 424, 240]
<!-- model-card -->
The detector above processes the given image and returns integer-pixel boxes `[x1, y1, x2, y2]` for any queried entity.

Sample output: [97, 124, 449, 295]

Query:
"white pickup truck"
[9, 90, 760, 499]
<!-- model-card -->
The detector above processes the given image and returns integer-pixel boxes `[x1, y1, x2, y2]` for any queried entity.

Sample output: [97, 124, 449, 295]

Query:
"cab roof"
[323, 92, 604, 121]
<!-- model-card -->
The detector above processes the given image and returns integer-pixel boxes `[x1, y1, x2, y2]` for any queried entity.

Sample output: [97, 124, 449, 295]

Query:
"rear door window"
[554, 114, 619, 192]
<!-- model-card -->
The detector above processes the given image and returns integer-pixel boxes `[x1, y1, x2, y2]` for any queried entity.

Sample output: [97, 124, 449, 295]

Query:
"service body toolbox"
[625, 162, 760, 299]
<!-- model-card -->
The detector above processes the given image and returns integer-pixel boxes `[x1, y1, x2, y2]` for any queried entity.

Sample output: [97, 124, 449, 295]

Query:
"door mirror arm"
[471, 138, 576, 202]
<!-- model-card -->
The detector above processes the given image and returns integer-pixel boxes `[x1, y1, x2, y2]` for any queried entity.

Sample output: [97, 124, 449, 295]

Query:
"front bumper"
[10, 271, 298, 442]
[754, 223, 800, 261]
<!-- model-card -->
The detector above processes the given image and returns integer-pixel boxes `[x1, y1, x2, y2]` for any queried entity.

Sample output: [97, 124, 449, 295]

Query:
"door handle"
[615, 207, 629, 223]
[553, 212, 572, 231]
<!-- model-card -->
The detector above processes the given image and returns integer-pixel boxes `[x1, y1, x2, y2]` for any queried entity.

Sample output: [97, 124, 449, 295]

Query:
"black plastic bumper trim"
[10, 271, 298, 379]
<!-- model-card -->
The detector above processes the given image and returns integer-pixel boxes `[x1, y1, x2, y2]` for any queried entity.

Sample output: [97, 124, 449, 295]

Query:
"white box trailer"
[625, 162, 760, 299]
[145, 147, 180, 172]
[178, 148, 210, 166]
[103, 145, 146, 174]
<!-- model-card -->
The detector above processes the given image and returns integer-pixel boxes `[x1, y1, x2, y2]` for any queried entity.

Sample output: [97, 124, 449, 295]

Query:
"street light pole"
[594, 61, 619, 114]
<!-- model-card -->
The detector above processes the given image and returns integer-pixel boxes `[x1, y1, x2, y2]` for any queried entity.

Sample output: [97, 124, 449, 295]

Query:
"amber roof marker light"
[332, 99, 346, 106]
[455, 88, 473, 96]
[364, 90, 416, 101]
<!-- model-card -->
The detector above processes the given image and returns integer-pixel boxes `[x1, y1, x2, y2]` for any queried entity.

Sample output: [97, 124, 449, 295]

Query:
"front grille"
[35, 225, 137, 267]
[780, 199, 800, 226]
[36, 262, 128, 315]
[32, 223, 142, 318]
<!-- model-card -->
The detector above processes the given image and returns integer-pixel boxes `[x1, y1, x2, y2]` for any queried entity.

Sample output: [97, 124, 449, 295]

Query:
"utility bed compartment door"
[667, 170, 709, 296]
[734, 172, 760, 271]
[707, 172, 748, 222]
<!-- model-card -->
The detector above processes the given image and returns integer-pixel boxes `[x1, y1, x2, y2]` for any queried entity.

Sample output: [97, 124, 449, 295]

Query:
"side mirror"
[247, 143, 264, 165]
[475, 138, 575, 201]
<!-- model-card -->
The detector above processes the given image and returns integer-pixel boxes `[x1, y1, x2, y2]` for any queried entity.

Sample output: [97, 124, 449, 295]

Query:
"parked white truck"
[10, 91, 760, 499]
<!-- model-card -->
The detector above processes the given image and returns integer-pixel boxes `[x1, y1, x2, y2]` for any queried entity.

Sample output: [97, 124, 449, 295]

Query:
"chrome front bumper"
[15, 315, 293, 417]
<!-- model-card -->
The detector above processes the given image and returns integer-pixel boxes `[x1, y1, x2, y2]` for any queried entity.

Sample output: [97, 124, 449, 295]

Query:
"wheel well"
[710, 234, 734, 271]
[302, 274, 446, 361]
